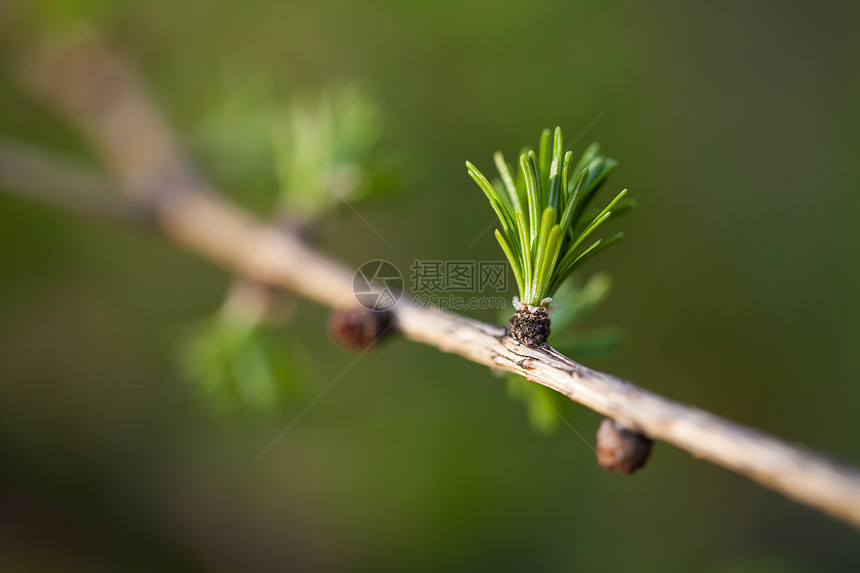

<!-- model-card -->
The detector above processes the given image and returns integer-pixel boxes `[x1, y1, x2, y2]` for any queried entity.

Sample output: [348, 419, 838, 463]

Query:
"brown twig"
[7, 35, 860, 529]
[0, 137, 149, 223]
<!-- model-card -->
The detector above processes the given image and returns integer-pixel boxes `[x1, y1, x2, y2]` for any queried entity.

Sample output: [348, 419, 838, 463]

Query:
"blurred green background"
[1, 0, 859, 571]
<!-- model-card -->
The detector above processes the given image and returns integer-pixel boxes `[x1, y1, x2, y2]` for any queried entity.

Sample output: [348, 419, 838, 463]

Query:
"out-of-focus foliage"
[193, 83, 400, 219]
[268, 87, 399, 218]
[175, 297, 313, 415]
[178, 86, 400, 414]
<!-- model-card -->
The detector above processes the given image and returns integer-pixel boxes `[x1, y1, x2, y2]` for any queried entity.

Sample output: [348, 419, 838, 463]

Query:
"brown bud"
[328, 307, 392, 352]
[506, 306, 551, 347]
[596, 418, 654, 475]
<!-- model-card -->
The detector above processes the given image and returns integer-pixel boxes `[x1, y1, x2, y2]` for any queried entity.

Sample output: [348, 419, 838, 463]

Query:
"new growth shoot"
[466, 127, 632, 311]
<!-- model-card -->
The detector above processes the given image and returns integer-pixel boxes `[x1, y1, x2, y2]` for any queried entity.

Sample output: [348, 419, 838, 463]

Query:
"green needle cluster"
[467, 127, 633, 308]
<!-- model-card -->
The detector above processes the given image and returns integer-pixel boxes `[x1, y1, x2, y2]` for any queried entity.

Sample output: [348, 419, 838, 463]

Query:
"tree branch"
[8, 35, 860, 529]
[0, 137, 149, 223]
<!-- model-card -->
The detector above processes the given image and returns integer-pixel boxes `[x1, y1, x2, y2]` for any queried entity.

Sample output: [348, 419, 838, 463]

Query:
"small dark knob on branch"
[328, 307, 392, 352]
[506, 306, 551, 347]
[596, 418, 654, 475]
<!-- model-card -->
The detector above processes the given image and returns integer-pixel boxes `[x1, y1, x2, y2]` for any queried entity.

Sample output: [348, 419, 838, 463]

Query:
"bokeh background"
[1, 1, 859, 571]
